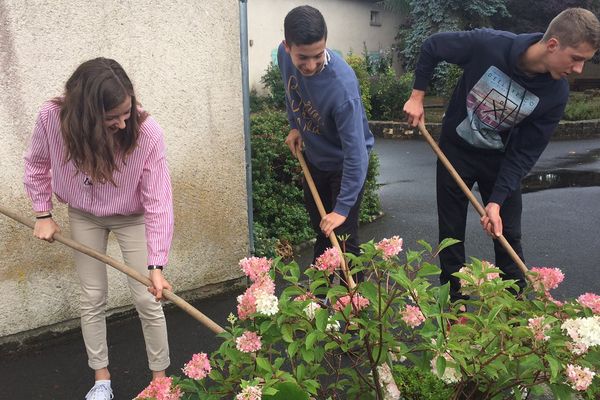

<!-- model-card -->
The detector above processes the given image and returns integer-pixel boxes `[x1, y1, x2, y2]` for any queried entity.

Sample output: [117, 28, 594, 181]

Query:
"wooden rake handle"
[0, 204, 225, 334]
[296, 151, 356, 289]
[417, 122, 529, 277]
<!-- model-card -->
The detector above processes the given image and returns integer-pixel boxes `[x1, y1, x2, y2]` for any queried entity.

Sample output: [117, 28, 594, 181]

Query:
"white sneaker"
[84, 381, 114, 400]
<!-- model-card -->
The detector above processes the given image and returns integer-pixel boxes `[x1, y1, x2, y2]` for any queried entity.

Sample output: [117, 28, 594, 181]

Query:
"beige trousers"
[68, 207, 170, 371]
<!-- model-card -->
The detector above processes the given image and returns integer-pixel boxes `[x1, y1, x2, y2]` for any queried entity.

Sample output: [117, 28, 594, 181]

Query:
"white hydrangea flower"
[431, 354, 461, 384]
[326, 319, 341, 332]
[561, 316, 600, 353]
[303, 301, 320, 320]
[255, 291, 279, 316]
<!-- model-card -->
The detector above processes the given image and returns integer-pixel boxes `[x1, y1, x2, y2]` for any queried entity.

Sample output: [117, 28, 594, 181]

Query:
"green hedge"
[250, 110, 381, 257]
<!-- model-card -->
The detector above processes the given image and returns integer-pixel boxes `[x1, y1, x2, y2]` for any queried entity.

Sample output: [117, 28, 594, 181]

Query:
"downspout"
[239, 0, 254, 254]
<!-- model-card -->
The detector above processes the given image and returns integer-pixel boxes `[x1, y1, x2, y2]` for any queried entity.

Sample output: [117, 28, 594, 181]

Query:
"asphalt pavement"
[1, 137, 599, 399]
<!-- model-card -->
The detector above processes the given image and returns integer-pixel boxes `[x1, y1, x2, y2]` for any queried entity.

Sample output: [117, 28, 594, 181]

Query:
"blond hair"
[543, 8, 600, 49]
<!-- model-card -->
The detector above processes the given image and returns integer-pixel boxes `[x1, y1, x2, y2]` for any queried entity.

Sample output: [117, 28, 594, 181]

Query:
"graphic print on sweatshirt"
[287, 75, 322, 135]
[457, 66, 539, 150]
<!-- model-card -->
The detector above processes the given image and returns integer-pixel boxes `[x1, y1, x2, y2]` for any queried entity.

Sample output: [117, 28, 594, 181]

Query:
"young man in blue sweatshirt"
[279, 5, 374, 278]
[403, 8, 600, 301]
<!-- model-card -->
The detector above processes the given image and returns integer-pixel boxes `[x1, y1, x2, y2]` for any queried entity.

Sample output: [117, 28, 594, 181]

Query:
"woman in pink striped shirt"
[24, 58, 174, 400]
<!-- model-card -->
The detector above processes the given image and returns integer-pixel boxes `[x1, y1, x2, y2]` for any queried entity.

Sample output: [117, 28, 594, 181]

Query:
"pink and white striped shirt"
[24, 101, 174, 266]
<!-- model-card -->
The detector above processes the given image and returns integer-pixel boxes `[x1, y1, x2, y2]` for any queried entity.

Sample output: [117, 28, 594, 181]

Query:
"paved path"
[1, 137, 599, 399]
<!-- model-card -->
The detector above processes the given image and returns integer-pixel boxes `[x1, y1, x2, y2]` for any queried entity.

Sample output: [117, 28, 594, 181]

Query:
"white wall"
[248, 0, 402, 92]
[0, 1, 249, 339]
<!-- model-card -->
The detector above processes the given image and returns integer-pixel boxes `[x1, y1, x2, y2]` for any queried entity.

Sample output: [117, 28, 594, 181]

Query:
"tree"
[491, 0, 600, 33]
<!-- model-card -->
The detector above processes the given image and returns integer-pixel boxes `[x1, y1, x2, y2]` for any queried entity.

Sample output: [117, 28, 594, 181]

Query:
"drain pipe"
[239, 0, 254, 254]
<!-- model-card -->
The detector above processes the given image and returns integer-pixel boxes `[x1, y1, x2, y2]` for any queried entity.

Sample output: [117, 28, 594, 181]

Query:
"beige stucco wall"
[0, 1, 248, 339]
[248, 0, 402, 93]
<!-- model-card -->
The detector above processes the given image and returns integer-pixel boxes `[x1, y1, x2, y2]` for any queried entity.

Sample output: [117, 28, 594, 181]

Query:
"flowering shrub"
[135, 237, 600, 400]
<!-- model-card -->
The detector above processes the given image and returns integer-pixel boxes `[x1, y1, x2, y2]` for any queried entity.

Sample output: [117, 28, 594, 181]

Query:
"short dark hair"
[284, 5, 327, 46]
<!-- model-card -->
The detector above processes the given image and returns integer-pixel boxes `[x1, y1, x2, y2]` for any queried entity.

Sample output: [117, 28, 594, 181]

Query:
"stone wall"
[369, 120, 600, 140]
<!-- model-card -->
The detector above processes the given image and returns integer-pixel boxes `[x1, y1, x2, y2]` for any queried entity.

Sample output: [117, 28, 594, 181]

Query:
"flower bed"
[135, 238, 600, 400]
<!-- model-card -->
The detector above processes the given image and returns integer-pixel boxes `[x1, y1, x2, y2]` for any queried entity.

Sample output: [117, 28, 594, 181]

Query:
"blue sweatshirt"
[414, 29, 569, 205]
[278, 43, 374, 216]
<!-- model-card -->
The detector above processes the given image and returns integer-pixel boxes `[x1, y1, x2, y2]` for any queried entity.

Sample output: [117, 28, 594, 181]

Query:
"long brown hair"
[56, 57, 146, 185]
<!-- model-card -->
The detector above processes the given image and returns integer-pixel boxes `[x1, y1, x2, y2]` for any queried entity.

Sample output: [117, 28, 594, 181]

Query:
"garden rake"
[296, 151, 357, 289]
[417, 121, 530, 279]
[0, 204, 225, 334]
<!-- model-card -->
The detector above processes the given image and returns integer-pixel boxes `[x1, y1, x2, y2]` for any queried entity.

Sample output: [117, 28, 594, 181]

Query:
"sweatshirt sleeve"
[23, 106, 53, 212]
[140, 127, 174, 266]
[278, 43, 299, 130]
[332, 98, 369, 216]
[489, 100, 567, 205]
[413, 30, 484, 90]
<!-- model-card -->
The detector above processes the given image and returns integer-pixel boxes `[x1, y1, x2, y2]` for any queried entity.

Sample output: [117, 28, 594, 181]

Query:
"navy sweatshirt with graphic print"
[278, 43, 374, 216]
[413, 29, 569, 205]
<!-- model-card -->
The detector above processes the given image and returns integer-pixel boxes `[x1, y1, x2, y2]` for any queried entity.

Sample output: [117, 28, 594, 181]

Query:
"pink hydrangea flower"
[530, 267, 564, 292]
[578, 293, 600, 314]
[237, 291, 257, 321]
[565, 364, 596, 391]
[333, 294, 370, 313]
[376, 236, 403, 259]
[182, 352, 211, 380]
[135, 376, 182, 400]
[236, 385, 262, 400]
[313, 247, 341, 275]
[249, 276, 275, 296]
[236, 331, 262, 353]
[239, 257, 272, 281]
[401, 304, 426, 328]
[528, 317, 551, 342]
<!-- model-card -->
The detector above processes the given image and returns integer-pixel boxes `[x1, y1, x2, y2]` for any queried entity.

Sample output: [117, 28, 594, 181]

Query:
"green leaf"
[435, 238, 461, 255]
[548, 383, 574, 400]
[545, 354, 561, 379]
[417, 239, 433, 253]
[288, 341, 299, 357]
[315, 308, 328, 332]
[436, 354, 447, 378]
[358, 281, 378, 303]
[281, 324, 293, 343]
[437, 283, 450, 311]
[256, 356, 272, 372]
[488, 304, 504, 322]
[296, 363, 306, 381]
[263, 382, 309, 400]
[417, 262, 441, 277]
[305, 331, 318, 349]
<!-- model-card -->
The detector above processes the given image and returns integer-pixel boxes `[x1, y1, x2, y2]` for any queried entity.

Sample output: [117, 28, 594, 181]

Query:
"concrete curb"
[369, 119, 600, 141]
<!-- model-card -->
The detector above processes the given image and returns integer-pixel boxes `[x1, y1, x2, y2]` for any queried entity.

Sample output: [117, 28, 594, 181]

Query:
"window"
[370, 10, 382, 27]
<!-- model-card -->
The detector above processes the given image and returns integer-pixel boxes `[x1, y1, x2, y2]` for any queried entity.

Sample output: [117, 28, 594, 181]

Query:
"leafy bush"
[392, 364, 452, 399]
[250, 110, 382, 257]
[370, 69, 414, 121]
[260, 62, 286, 111]
[345, 54, 373, 119]
[563, 91, 600, 121]
[137, 238, 600, 399]
[430, 62, 462, 99]
[360, 151, 381, 223]
[250, 111, 313, 257]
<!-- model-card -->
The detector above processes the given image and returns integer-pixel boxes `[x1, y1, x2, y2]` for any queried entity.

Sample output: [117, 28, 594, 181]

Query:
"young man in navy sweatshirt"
[403, 8, 600, 301]
[279, 5, 374, 280]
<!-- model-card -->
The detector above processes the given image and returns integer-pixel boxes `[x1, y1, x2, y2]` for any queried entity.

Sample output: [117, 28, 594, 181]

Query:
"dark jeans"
[302, 157, 365, 284]
[436, 139, 526, 301]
